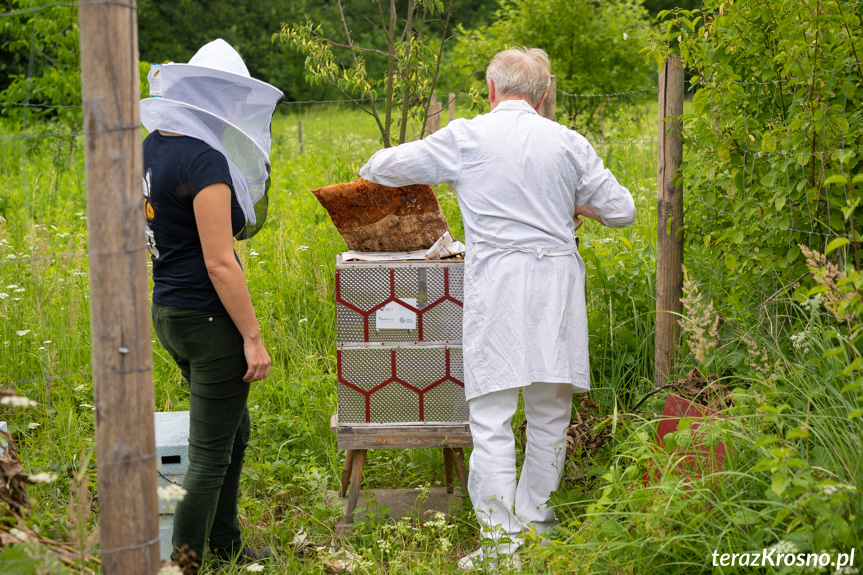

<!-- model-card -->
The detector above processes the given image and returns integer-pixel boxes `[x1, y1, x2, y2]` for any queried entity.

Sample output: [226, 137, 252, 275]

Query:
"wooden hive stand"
[332, 414, 471, 523]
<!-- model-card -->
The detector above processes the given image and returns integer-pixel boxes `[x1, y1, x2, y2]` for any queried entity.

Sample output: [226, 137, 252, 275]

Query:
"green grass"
[2, 98, 859, 574]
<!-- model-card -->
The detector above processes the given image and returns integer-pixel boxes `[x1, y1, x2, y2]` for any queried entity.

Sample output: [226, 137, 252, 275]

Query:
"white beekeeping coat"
[360, 99, 636, 400]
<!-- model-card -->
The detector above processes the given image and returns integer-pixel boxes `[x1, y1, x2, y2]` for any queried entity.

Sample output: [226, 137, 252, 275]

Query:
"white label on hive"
[376, 298, 417, 329]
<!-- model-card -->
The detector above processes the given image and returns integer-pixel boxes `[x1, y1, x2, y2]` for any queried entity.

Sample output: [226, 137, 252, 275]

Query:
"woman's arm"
[194, 183, 271, 383]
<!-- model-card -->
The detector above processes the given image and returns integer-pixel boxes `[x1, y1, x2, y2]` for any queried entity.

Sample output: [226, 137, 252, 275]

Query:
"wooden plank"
[540, 75, 557, 121]
[655, 56, 685, 387]
[451, 448, 469, 489]
[337, 425, 473, 450]
[426, 92, 442, 134]
[344, 449, 367, 524]
[79, 1, 160, 572]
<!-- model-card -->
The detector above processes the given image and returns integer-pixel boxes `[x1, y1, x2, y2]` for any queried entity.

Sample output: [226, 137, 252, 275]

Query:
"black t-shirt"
[143, 132, 245, 311]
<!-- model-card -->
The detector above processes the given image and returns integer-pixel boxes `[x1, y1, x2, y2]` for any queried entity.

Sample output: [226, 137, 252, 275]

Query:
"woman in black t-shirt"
[141, 39, 278, 567]
[145, 130, 271, 565]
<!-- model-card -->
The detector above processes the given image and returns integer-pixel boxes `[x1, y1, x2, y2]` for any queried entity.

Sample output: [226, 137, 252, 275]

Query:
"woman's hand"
[243, 334, 271, 383]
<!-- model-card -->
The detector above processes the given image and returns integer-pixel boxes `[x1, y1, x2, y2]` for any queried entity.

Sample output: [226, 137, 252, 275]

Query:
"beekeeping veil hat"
[140, 39, 284, 239]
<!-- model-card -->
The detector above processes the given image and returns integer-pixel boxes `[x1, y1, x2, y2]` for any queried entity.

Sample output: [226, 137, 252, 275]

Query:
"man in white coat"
[360, 47, 636, 569]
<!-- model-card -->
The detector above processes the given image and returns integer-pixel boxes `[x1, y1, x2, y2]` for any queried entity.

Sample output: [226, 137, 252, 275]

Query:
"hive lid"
[312, 179, 450, 252]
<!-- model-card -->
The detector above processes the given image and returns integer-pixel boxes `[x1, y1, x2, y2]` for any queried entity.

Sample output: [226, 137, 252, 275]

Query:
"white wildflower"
[790, 331, 809, 353]
[5, 254, 15, 259]
[28, 422, 40, 429]
[1, 396, 38, 408]
[0, 293, 7, 299]
[299, 318, 308, 323]
[296, 245, 310, 251]
[822, 484, 839, 496]
[245, 564, 265, 573]
[43, 340, 52, 344]
[79, 403, 95, 410]
[439, 536, 452, 552]
[9, 528, 26, 540]
[250, 250, 260, 257]
[13, 288, 24, 293]
[28, 472, 58, 484]
[767, 540, 798, 555]
[157, 566, 183, 575]
[73, 385, 86, 392]
[5, 284, 17, 289]
[623, 33, 629, 40]
[800, 294, 822, 311]
[16, 330, 30, 336]
[377, 539, 392, 553]
[157, 483, 187, 504]
[38, 347, 45, 351]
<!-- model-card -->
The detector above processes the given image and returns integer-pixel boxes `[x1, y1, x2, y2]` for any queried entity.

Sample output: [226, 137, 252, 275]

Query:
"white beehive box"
[335, 256, 468, 425]
[154, 411, 190, 562]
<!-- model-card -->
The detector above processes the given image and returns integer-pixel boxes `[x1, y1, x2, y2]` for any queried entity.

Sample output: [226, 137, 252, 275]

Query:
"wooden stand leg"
[443, 447, 455, 493]
[451, 448, 469, 493]
[339, 449, 354, 497]
[344, 449, 367, 524]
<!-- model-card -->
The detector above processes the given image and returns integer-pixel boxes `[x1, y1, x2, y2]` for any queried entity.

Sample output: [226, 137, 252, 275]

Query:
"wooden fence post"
[655, 56, 685, 387]
[540, 75, 557, 121]
[426, 92, 441, 134]
[79, 1, 159, 573]
[448, 93, 456, 123]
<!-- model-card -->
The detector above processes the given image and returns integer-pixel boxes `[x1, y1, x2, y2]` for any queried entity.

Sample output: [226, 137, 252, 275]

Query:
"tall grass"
[6, 98, 855, 575]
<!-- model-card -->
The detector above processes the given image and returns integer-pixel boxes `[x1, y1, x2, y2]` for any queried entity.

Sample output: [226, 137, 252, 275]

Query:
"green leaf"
[823, 347, 847, 359]
[618, 236, 633, 249]
[771, 474, 790, 497]
[826, 238, 851, 254]
[824, 174, 849, 186]
[754, 434, 778, 447]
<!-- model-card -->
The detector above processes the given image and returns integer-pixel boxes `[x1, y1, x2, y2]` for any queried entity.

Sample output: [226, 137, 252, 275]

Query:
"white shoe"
[457, 547, 522, 572]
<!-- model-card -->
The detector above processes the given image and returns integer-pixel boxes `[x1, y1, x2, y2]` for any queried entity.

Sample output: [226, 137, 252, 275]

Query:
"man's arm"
[360, 123, 462, 187]
[574, 136, 636, 228]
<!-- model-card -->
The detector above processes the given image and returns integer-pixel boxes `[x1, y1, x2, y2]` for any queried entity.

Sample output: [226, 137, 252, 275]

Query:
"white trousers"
[467, 382, 574, 548]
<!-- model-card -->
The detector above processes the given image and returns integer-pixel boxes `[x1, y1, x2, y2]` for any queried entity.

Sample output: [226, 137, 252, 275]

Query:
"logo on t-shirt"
[143, 169, 159, 259]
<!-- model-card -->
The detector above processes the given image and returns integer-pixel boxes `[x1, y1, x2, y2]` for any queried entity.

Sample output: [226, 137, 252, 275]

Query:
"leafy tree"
[137, 0, 332, 101]
[441, 0, 655, 97]
[277, 0, 464, 147]
[641, 0, 700, 17]
[648, 0, 863, 307]
[0, 0, 80, 127]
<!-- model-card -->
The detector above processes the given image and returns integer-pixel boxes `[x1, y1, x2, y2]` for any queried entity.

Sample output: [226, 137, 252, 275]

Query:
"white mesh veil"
[140, 39, 284, 239]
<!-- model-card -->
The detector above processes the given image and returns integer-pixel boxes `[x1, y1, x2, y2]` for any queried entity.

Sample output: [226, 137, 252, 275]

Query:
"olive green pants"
[152, 303, 251, 562]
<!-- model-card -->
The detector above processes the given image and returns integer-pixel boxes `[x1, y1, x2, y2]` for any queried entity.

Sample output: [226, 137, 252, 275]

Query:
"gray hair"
[486, 48, 551, 106]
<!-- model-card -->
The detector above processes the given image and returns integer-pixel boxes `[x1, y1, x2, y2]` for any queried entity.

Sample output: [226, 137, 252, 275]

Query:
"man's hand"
[573, 204, 605, 227]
